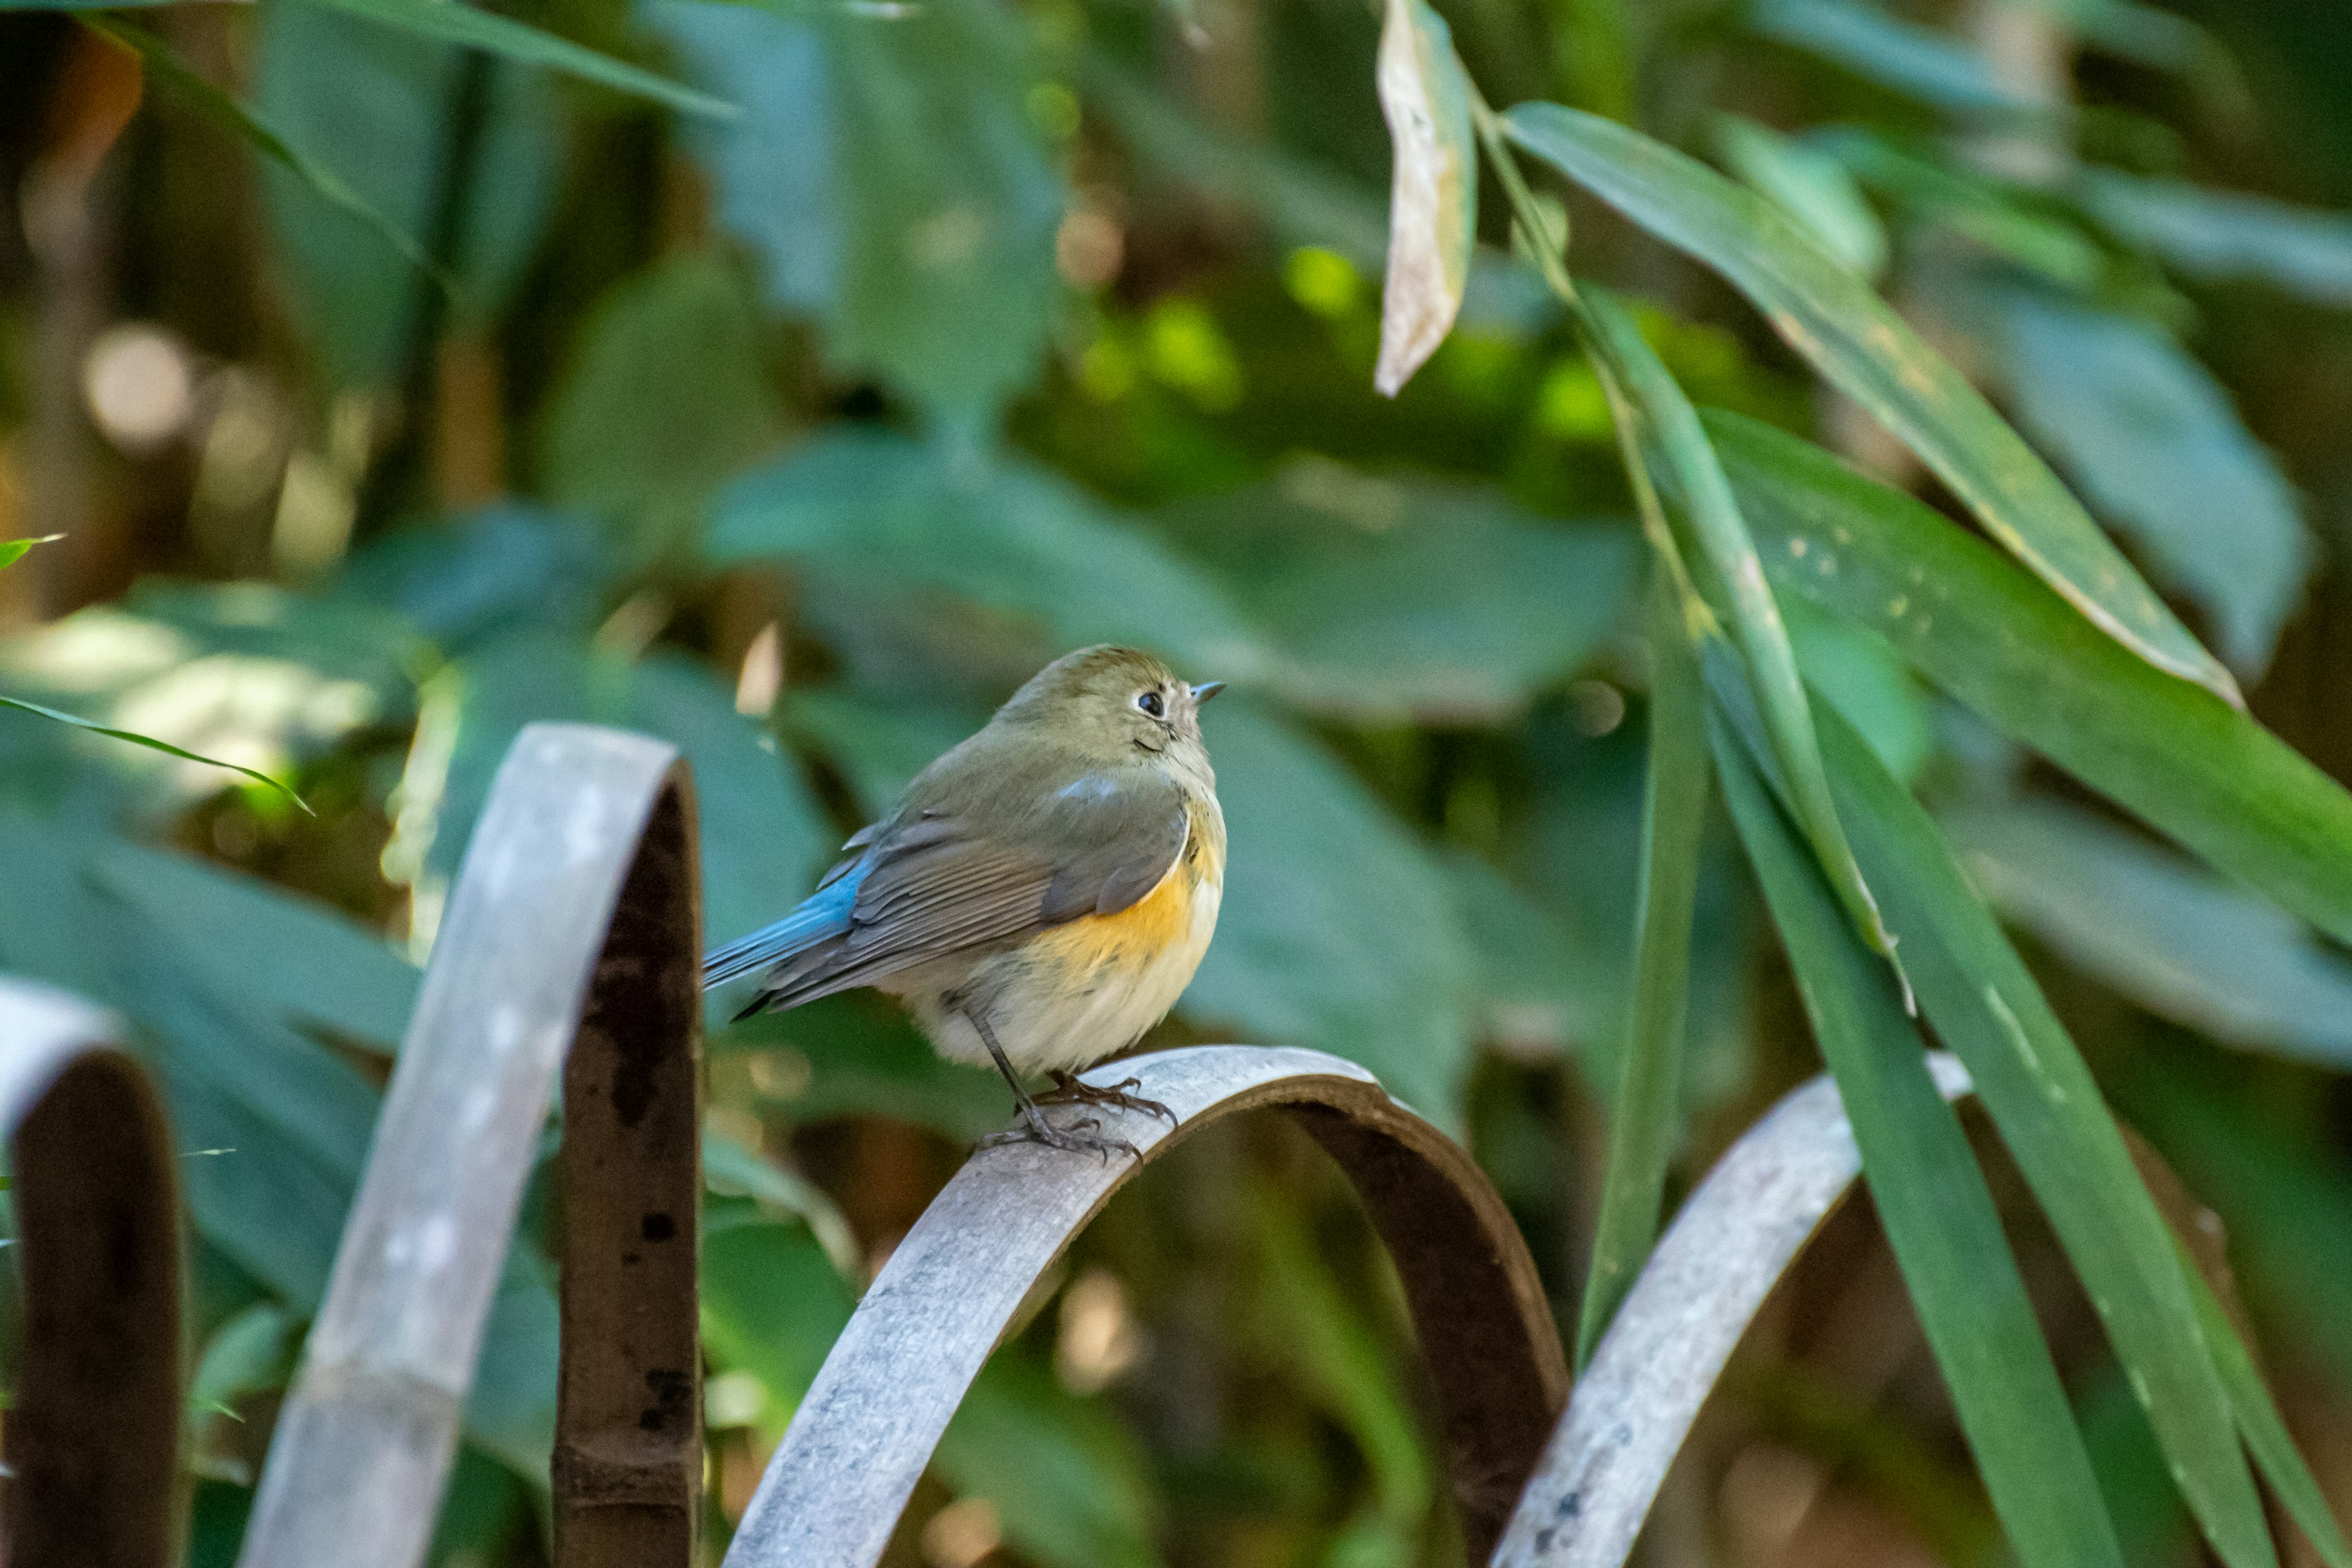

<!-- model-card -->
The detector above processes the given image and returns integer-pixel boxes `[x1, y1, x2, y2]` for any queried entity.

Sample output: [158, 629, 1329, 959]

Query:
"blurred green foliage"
[6, 0, 2352, 1562]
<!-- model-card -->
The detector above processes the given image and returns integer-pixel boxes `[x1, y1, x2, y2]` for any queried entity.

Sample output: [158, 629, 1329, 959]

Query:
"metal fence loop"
[724, 1044, 1567, 1568]
[1490, 1054, 1975, 1567]
[0, 978, 183, 1568]
[237, 723, 703, 1568]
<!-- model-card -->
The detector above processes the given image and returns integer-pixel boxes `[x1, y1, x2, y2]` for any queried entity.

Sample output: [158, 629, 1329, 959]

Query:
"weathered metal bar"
[1490, 1053, 1973, 1568]
[554, 778, 705, 1567]
[723, 1045, 1567, 1568]
[238, 724, 703, 1568]
[0, 978, 182, 1568]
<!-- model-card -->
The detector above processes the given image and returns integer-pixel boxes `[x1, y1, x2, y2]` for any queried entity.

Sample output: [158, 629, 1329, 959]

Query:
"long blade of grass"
[82, 18, 448, 292]
[1502, 100, 2237, 705]
[1714, 710, 2125, 1568]
[300, 0, 734, 119]
[0, 695, 311, 813]
[1704, 407, 2352, 950]
[1574, 571, 1709, 1370]
[1582, 285, 1893, 961]
[1793, 693, 2279, 1568]
[0, 535, 62, 573]
[2184, 1262, 2352, 1568]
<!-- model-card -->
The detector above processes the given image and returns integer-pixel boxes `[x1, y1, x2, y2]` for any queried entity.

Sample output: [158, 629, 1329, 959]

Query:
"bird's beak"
[1191, 681, 1226, 704]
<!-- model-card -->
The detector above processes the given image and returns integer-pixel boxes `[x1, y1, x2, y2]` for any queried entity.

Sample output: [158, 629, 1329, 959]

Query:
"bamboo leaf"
[82, 17, 448, 291]
[1705, 408, 2352, 950]
[1713, 115, 1887, 281]
[1975, 285, 2312, 677]
[1502, 101, 2239, 704]
[1372, 0, 1477, 395]
[1581, 285, 1892, 959]
[0, 535, 61, 573]
[1746, 0, 2035, 116]
[0, 694, 311, 812]
[1795, 698, 2280, 1568]
[1713, 710, 2127, 1568]
[1576, 571, 1709, 1368]
[1943, 800, 2352, 1070]
[2185, 1265, 2352, 1568]
[2077, 170, 2352, 311]
[298, 0, 734, 119]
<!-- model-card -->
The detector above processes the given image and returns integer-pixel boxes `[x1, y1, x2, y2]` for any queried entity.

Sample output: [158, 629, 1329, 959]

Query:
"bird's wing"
[742, 768, 1190, 1011]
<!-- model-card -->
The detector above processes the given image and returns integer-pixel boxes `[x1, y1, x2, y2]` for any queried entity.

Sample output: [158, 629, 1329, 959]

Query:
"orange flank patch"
[1032, 854, 1196, 978]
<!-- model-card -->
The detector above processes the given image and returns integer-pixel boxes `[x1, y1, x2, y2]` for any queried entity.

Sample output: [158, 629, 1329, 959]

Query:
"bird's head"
[997, 644, 1224, 766]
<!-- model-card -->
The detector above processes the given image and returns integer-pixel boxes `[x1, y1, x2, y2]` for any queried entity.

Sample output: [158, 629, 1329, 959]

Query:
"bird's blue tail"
[701, 871, 862, 989]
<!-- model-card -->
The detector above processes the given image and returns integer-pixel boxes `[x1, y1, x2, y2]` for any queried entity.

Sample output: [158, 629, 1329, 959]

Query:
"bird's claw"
[978, 1107, 1140, 1163]
[1036, 1070, 1179, 1127]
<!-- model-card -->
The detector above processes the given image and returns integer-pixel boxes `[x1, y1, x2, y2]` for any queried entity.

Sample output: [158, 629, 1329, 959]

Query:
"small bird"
[704, 646, 1227, 1157]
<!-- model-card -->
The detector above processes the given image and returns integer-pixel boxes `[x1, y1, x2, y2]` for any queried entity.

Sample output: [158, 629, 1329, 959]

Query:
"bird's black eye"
[1136, 690, 1164, 718]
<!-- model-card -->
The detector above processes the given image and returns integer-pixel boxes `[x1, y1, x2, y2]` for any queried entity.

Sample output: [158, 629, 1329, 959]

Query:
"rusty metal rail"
[0, 980, 182, 1568]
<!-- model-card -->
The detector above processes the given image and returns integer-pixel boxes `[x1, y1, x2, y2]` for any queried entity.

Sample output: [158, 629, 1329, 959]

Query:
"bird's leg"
[1035, 1069, 1177, 1127]
[967, 1008, 1139, 1162]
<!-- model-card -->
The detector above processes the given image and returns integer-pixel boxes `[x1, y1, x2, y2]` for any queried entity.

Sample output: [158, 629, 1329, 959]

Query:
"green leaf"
[254, 1, 559, 386]
[1745, 0, 2037, 116]
[1821, 128, 2105, 289]
[1703, 409, 2352, 950]
[1790, 700, 2278, 1568]
[1712, 115, 1887, 281]
[1713, 709, 2127, 1568]
[1576, 574, 1708, 1368]
[2122, 1058, 2352, 1392]
[1153, 464, 1635, 723]
[299, 0, 733, 119]
[336, 503, 609, 652]
[190, 1302, 298, 1415]
[937, 1355, 1163, 1568]
[1371, 0, 1477, 394]
[1244, 1175, 1432, 1559]
[1188, 701, 1477, 1121]
[2185, 1264, 2352, 1568]
[85, 17, 445, 293]
[700, 1210, 857, 1429]
[1081, 51, 1391, 274]
[706, 428, 1267, 678]
[1580, 284, 1891, 959]
[1781, 594, 1931, 784]
[2077, 170, 2352, 310]
[1502, 102, 2239, 703]
[1975, 286, 2312, 676]
[0, 694, 311, 812]
[652, 0, 1059, 412]
[0, 536, 61, 574]
[384, 633, 833, 964]
[720, 990, 1008, 1140]
[1943, 800, 2352, 1070]
[0, 581, 415, 819]
[89, 842, 419, 1052]
[538, 252, 779, 559]
[702, 1131, 859, 1277]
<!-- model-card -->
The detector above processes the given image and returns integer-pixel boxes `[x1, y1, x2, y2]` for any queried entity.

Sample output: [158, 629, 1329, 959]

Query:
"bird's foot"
[978, 1104, 1140, 1163]
[1035, 1069, 1178, 1126]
